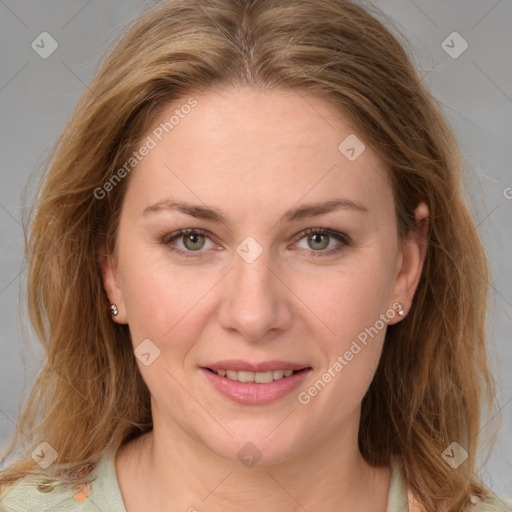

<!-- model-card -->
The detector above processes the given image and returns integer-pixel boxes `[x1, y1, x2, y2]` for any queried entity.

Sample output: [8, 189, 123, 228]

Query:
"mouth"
[200, 361, 312, 404]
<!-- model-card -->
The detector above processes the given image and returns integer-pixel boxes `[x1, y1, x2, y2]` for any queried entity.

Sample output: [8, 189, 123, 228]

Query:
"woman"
[1, 0, 510, 510]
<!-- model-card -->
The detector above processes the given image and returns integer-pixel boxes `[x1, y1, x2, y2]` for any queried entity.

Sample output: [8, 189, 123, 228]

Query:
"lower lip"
[201, 368, 311, 405]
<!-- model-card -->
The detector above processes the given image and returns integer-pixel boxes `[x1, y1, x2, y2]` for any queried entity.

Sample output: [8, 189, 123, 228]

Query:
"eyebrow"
[142, 198, 368, 223]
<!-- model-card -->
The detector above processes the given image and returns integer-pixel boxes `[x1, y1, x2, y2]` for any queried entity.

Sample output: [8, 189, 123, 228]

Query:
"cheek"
[119, 244, 219, 357]
[118, 222, 398, 376]
[291, 247, 396, 403]
[293, 252, 396, 347]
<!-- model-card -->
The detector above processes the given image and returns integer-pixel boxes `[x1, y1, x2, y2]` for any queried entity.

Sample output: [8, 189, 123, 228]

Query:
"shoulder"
[472, 492, 512, 512]
[406, 489, 512, 512]
[0, 451, 125, 512]
[0, 477, 93, 512]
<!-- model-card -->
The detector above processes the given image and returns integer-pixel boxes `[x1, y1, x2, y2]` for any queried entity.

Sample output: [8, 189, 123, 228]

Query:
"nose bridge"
[217, 239, 292, 340]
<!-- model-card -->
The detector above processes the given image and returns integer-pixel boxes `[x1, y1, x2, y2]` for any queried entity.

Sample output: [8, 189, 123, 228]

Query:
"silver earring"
[110, 304, 118, 316]
[398, 303, 405, 317]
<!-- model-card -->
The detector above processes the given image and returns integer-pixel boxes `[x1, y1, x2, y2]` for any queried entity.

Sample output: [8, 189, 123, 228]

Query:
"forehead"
[122, 86, 393, 222]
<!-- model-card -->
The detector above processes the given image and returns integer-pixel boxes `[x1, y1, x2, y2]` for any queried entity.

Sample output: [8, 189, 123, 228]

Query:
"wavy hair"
[0, 1, 500, 510]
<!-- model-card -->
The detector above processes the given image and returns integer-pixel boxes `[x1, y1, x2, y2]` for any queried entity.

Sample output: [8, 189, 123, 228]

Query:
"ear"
[97, 240, 128, 324]
[388, 202, 429, 325]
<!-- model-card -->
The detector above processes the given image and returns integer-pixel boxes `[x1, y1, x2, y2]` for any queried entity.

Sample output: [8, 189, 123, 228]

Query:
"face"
[101, 86, 427, 465]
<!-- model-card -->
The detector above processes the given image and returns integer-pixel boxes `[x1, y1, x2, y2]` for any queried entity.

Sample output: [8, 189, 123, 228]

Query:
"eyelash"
[161, 228, 350, 259]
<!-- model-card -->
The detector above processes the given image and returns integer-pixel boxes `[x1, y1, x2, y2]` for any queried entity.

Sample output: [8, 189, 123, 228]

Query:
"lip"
[204, 360, 309, 372]
[201, 363, 312, 405]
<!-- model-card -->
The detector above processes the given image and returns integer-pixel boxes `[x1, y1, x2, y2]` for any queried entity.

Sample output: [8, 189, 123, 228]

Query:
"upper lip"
[203, 360, 311, 372]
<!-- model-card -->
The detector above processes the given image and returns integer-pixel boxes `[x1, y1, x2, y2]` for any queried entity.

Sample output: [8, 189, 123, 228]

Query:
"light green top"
[1, 451, 511, 511]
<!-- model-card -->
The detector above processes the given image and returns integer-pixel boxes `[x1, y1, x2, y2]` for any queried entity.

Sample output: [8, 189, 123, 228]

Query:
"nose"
[216, 246, 293, 342]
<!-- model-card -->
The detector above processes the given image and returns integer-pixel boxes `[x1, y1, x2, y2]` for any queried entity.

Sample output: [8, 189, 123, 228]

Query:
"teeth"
[238, 370, 255, 383]
[255, 371, 274, 384]
[215, 369, 298, 383]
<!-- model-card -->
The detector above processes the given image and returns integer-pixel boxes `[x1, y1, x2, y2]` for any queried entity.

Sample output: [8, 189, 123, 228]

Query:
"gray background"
[0, 0, 511, 495]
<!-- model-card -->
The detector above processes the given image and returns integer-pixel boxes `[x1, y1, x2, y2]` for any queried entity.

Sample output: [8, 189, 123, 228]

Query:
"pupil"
[186, 234, 203, 250]
[310, 233, 328, 250]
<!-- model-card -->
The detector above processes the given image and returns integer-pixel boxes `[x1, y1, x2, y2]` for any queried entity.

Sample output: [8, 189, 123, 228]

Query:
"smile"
[211, 369, 296, 383]
[201, 362, 312, 404]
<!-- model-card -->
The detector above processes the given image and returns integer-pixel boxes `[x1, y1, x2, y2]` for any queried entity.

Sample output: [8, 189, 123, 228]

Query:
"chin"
[199, 421, 306, 468]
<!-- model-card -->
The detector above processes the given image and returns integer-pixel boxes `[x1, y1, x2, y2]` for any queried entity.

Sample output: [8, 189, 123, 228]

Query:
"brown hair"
[0, 1, 500, 510]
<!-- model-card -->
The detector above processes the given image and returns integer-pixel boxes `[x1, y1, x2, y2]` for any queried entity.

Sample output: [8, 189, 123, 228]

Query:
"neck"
[117, 415, 391, 512]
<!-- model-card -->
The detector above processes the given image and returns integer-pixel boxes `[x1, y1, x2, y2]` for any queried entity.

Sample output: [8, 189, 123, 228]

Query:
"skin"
[100, 86, 429, 512]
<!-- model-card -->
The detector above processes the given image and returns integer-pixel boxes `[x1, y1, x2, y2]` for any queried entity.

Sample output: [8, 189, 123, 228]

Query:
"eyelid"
[161, 228, 216, 258]
[161, 228, 212, 245]
[290, 227, 349, 257]
[292, 227, 349, 245]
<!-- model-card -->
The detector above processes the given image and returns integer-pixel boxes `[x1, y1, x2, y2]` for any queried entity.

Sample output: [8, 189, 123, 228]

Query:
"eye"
[162, 227, 349, 259]
[162, 229, 215, 258]
[293, 228, 349, 257]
